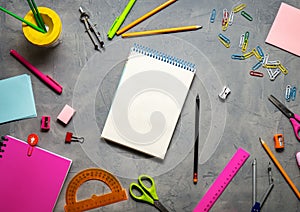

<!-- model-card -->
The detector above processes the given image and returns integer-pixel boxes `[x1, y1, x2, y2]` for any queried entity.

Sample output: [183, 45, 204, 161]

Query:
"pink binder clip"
[27, 134, 39, 156]
[41, 116, 51, 131]
[65, 132, 84, 144]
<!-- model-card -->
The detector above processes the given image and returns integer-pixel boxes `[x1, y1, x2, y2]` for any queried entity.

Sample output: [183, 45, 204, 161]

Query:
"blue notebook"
[0, 74, 37, 124]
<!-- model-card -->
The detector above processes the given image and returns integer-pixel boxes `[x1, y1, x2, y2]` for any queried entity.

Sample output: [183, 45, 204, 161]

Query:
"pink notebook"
[265, 2, 300, 56]
[0, 135, 72, 212]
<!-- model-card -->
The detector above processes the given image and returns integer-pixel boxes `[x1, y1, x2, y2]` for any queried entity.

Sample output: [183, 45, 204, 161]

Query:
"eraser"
[57, 104, 76, 125]
[296, 152, 300, 168]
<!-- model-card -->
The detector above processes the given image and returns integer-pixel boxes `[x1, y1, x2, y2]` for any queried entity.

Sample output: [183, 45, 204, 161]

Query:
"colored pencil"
[259, 138, 300, 199]
[116, 0, 177, 35]
[121, 25, 202, 38]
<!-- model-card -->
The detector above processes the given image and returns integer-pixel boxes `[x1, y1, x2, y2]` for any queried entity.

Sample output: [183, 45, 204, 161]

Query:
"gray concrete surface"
[1, 0, 300, 211]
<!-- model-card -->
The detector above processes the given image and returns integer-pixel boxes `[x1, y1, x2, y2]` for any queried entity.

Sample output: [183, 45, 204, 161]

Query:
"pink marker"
[10, 49, 63, 94]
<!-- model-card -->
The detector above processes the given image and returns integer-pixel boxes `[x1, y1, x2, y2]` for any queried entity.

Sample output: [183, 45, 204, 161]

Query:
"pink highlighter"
[10, 49, 63, 94]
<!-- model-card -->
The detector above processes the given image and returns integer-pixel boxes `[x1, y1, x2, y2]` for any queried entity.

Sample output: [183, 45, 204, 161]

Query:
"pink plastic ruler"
[194, 147, 250, 212]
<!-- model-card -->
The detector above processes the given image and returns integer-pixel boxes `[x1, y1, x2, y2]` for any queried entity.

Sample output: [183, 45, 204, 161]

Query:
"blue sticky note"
[0, 74, 37, 124]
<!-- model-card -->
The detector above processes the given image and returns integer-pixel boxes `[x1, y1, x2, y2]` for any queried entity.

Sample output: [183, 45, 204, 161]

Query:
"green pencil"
[0, 6, 46, 33]
[28, 0, 47, 32]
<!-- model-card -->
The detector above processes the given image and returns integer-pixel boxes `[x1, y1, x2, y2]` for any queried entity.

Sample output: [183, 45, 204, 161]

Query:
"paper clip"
[262, 53, 269, 65]
[242, 31, 249, 52]
[252, 61, 263, 70]
[233, 3, 246, 13]
[239, 34, 245, 48]
[267, 69, 280, 81]
[263, 63, 278, 69]
[252, 48, 262, 61]
[250, 71, 263, 77]
[228, 11, 234, 25]
[243, 51, 254, 59]
[291, 86, 297, 101]
[27, 133, 39, 156]
[65, 132, 84, 144]
[210, 9, 216, 23]
[266, 60, 280, 65]
[241, 11, 253, 21]
[222, 8, 229, 31]
[218, 36, 230, 48]
[285, 85, 291, 101]
[218, 33, 230, 44]
[256, 46, 264, 59]
[273, 134, 284, 151]
[278, 63, 288, 75]
[231, 54, 245, 60]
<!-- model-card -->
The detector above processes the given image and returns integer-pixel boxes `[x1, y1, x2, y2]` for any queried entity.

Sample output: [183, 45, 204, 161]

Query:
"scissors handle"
[138, 174, 159, 200]
[290, 114, 300, 141]
[130, 183, 154, 204]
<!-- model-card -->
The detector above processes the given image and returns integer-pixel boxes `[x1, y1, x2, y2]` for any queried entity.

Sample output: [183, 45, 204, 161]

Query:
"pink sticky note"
[57, 104, 76, 125]
[265, 3, 300, 56]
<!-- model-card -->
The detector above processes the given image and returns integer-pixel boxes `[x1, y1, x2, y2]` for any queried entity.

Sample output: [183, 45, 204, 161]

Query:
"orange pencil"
[116, 0, 177, 35]
[259, 137, 300, 199]
[121, 25, 202, 38]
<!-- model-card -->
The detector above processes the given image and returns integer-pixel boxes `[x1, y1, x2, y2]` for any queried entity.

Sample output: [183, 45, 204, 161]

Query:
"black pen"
[193, 94, 200, 184]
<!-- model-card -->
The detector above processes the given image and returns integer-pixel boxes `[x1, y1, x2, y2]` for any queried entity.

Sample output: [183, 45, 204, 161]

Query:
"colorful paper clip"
[239, 34, 245, 48]
[233, 3, 246, 13]
[210, 9, 216, 23]
[285, 85, 291, 101]
[65, 132, 84, 144]
[273, 134, 284, 151]
[252, 61, 263, 70]
[267, 69, 280, 81]
[27, 133, 39, 156]
[291, 86, 297, 101]
[228, 11, 234, 25]
[250, 71, 264, 77]
[256, 46, 264, 58]
[242, 31, 249, 52]
[243, 51, 254, 59]
[231, 54, 245, 60]
[252, 48, 262, 61]
[218, 36, 230, 48]
[218, 33, 230, 44]
[278, 63, 288, 75]
[241, 10, 253, 21]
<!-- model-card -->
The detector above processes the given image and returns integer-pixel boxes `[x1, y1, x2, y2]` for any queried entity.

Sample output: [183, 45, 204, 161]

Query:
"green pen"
[107, 0, 136, 39]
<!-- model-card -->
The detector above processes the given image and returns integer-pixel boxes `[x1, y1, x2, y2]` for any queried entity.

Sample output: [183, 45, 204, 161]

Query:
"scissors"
[268, 95, 300, 141]
[129, 174, 169, 212]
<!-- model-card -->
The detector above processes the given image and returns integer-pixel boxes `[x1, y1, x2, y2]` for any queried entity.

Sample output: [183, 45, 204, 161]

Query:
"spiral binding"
[0, 136, 7, 158]
[132, 43, 196, 72]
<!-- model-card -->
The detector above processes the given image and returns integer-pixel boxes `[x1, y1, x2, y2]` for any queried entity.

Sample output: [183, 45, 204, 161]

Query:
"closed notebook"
[0, 135, 72, 212]
[101, 44, 196, 159]
[0, 74, 37, 124]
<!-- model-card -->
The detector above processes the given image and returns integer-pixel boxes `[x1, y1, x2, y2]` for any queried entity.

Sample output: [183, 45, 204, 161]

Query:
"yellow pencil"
[121, 25, 202, 38]
[259, 137, 300, 200]
[116, 0, 177, 35]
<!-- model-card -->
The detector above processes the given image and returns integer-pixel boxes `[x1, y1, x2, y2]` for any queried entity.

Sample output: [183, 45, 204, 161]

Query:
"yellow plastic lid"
[22, 7, 62, 47]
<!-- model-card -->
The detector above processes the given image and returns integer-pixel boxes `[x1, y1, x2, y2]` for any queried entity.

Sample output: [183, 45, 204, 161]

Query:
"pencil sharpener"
[273, 134, 284, 151]
[296, 152, 300, 168]
[41, 116, 51, 131]
[219, 86, 231, 100]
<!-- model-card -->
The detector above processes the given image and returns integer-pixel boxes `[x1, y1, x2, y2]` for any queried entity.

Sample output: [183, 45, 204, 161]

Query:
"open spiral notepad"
[0, 135, 72, 212]
[101, 44, 196, 159]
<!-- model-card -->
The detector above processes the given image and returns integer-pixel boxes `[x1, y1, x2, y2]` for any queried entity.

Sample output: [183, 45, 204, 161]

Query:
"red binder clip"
[65, 132, 84, 144]
[27, 133, 39, 156]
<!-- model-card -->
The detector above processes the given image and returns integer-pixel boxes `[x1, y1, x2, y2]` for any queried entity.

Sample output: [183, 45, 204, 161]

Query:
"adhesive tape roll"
[22, 7, 62, 47]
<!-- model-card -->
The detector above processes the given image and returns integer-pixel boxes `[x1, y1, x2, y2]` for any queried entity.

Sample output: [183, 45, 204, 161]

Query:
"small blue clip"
[231, 54, 245, 60]
[291, 86, 297, 101]
[252, 61, 263, 70]
[210, 9, 216, 23]
[256, 46, 264, 59]
[218, 33, 230, 44]
[285, 85, 291, 102]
